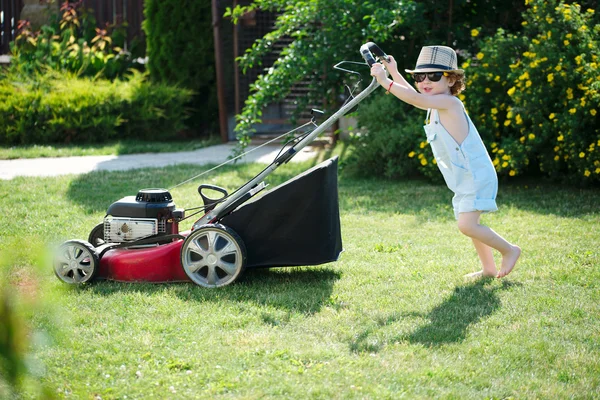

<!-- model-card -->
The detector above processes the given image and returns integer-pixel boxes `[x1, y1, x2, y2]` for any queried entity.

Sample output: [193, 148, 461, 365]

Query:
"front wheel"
[53, 240, 99, 284]
[180, 224, 246, 288]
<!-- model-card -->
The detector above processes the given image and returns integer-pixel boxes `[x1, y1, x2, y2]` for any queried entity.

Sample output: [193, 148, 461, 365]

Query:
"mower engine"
[103, 189, 183, 243]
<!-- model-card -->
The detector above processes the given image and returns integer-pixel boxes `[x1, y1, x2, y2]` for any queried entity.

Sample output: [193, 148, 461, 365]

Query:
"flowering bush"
[10, 1, 140, 80]
[464, 0, 599, 184]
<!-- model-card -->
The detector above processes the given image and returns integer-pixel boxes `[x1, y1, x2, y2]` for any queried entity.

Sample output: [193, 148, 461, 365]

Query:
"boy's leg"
[468, 238, 498, 277]
[457, 211, 521, 278]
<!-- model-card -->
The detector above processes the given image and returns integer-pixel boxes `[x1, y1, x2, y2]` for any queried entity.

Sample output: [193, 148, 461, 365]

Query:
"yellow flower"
[493, 158, 499, 166]
[558, 134, 564, 141]
[547, 31, 552, 39]
[564, 40, 570, 46]
[579, 152, 585, 158]
[528, 133, 535, 140]
[419, 141, 427, 149]
[554, 155, 560, 161]
[546, 16, 554, 24]
[471, 29, 480, 37]
[485, 88, 491, 93]
[504, 120, 511, 126]
[502, 154, 511, 161]
[509, 170, 516, 176]
[502, 161, 509, 168]
[476, 52, 485, 60]
[408, 151, 416, 158]
[547, 73, 554, 82]
[549, 113, 556, 119]
[420, 158, 428, 166]
[494, 75, 501, 82]
[459, 94, 466, 101]
[491, 108, 498, 115]
[591, 109, 597, 116]
[554, 146, 560, 152]
[555, 65, 562, 71]
[584, 170, 591, 177]
[569, 108, 577, 114]
[526, 80, 532, 87]
[507, 87, 516, 96]
[520, 136, 526, 143]
[516, 115, 523, 125]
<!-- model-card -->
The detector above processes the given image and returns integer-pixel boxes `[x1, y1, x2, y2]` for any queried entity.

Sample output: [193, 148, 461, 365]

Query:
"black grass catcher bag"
[222, 157, 343, 268]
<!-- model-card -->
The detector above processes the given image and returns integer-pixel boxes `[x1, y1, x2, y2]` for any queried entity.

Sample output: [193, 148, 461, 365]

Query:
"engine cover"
[106, 189, 176, 219]
[104, 217, 158, 243]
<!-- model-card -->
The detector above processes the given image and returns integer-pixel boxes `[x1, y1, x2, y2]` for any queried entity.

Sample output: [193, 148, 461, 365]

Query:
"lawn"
[0, 137, 221, 160]
[1, 153, 599, 399]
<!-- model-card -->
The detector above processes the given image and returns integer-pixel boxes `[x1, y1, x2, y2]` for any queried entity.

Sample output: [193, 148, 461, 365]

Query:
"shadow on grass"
[81, 266, 341, 315]
[350, 279, 521, 353]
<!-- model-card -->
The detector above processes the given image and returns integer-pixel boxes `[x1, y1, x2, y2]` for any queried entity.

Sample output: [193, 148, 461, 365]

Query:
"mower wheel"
[181, 224, 246, 288]
[88, 223, 106, 247]
[53, 240, 99, 284]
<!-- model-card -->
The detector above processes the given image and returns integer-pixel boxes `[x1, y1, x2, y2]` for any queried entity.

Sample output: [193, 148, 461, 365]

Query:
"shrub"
[464, 0, 599, 184]
[143, 0, 217, 135]
[347, 95, 440, 181]
[0, 71, 192, 145]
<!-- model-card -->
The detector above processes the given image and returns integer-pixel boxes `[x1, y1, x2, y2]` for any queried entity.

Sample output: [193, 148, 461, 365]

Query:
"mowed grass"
[0, 137, 221, 160]
[1, 154, 599, 399]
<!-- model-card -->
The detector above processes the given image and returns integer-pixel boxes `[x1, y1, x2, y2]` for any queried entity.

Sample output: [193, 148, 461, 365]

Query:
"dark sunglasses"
[412, 72, 448, 82]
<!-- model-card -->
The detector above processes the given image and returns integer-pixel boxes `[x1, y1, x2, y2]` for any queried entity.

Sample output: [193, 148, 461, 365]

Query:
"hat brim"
[405, 68, 464, 74]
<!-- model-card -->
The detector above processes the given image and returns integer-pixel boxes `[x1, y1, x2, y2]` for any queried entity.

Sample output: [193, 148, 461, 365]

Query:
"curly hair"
[446, 71, 466, 96]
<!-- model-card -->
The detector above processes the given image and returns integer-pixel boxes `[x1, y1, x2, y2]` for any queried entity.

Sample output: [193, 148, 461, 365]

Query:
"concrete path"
[0, 143, 319, 180]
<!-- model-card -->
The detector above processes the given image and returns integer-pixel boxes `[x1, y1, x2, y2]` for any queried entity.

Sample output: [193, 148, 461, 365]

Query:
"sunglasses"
[412, 72, 448, 82]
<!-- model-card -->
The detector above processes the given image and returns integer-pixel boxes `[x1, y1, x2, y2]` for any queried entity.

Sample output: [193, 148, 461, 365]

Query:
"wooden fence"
[0, 0, 23, 54]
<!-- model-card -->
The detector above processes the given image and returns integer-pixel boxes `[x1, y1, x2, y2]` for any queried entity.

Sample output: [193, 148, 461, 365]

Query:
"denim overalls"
[424, 106, 498, 219]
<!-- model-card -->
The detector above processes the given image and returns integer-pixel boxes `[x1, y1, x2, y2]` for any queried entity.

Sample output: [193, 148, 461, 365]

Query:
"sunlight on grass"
[1, 160, 599, 398]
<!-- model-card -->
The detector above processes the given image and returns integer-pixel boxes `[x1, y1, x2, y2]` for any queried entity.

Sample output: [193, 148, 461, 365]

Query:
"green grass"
[1, 153, 599, 399]
[0, 137, 221, 159]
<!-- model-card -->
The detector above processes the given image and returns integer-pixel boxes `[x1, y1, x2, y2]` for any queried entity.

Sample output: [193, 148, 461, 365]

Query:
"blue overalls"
[424, 107, 498, 219]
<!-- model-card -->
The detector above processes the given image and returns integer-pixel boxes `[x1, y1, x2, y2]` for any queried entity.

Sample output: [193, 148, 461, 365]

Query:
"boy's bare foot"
[464, 270, 497, 279]
[497, 245, 521, 278]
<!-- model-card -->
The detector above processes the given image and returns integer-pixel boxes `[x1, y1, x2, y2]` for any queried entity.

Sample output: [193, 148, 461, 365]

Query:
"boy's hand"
[370, 63, 388, 83]
[382, 55, 398, 74]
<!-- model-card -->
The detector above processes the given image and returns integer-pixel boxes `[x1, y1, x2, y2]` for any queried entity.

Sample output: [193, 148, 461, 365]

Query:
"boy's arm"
[373, 58, 455, 111]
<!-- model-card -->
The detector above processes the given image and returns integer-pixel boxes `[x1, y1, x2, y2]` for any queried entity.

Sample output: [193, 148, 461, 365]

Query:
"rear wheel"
[53, 240, 99, 284]
[181, 224, 246, 288]
[88, 223, 106, 247]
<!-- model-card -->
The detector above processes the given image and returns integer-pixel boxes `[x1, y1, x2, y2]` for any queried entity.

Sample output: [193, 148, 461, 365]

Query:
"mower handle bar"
[192, 42, 385, 228]
[360, 42, 390, 66]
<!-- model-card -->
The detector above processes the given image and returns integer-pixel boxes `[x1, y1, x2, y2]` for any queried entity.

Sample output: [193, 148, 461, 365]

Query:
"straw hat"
[405, 45, 464, 73]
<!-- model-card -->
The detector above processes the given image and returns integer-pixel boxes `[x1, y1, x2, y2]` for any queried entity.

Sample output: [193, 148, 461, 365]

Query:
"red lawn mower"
[52, 42, 389, 288]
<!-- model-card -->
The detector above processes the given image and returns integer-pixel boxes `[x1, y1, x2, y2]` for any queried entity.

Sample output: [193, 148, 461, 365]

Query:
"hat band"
[415, 63, 453, 70]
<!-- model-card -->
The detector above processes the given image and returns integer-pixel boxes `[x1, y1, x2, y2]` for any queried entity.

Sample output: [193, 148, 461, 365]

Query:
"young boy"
[370, 45, 520, 278]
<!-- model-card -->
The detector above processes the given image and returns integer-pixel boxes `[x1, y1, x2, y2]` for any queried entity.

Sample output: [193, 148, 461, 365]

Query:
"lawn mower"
[53, 42, 389, 288]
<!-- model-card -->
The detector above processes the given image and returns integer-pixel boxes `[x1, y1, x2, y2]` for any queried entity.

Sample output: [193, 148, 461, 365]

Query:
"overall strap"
[426, 108, 432, 124]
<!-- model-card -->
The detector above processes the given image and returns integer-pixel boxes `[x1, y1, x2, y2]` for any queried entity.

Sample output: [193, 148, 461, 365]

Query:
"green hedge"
[143, 0, 218, 135]
[0, 72, 193, 145]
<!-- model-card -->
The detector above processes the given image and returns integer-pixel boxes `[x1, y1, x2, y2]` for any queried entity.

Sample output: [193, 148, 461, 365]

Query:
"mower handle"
[198, 184, 228, 210]
[360, 42, 390, 67]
